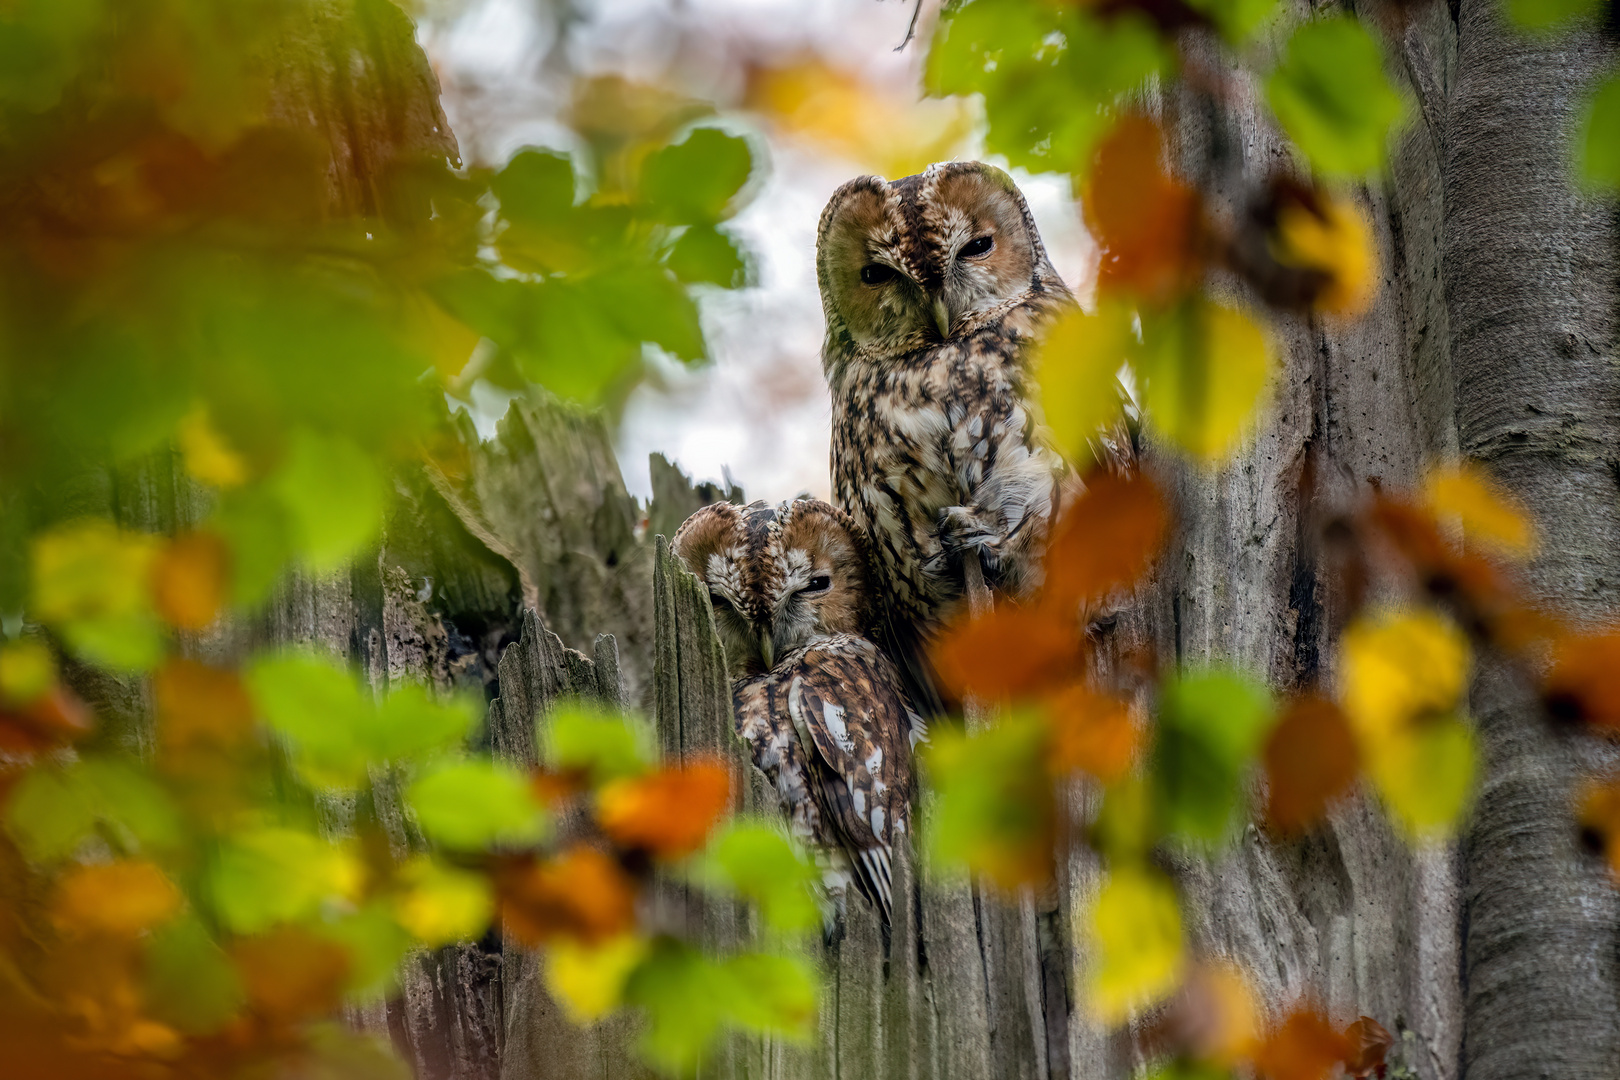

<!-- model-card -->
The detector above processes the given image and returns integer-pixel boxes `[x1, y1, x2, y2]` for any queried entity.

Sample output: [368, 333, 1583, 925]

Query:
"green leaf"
[1137, 299, 1273, 461]
[406, 759, 549, 850]
[491, 148, 577, 224]
[640, 128, 755, 224]
[544, 704, 654, 787]
[4, 767, 98, 862]
[592, 267, 706, 365]
[1580, 70, 1620, 190]
[269, 429, 385, 571]
[1504, 0, 1603, 31]
[925, 713, 1053, 887]
[1265, 14, 1408, 178]
[247, 651, 373, 786]
[209, 826, 360, 933]
[927, 0, 1168, 172]
[5, 758, 183, 862]
[319, 903, 415, 1001]
[58, 613, 167, 672]
[144, 917, 247, 1035]
[1034, 303, 1132, 460]
[720, 952, 817, 1039]
[1188, 0, 1280, 42]
[704, 821, 821, 933]
[624, 939, 729, 1072]
[212, 485, 298, 606]
[371, 683, 477, 762]
[668, 226, 751, 289]
[1371, 715, 1476, 840]
[1152, 669, 1275, 846]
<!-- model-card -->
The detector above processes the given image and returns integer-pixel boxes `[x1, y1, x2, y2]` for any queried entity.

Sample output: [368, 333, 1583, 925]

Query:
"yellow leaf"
[403, 292, 482, 383]
[30, 520, 159, 625]
[54, 859, 182, 937]
[178, 405, 249, 488]
[544, 934, 650, 1025]
[1140, 301, 1273, 461]
[1340, 609, 1470, 744]
[747, 60, 975, 179]
[1367, 715, 1475, 839]
[0, 638, 55, 706]
[1423, 464, 1535, 559]
[1272, 194, 1378, 316]
[1034, 304, 1132, 460]
[1084, 866, 1184, 1023]
[393, 856, 495, 947]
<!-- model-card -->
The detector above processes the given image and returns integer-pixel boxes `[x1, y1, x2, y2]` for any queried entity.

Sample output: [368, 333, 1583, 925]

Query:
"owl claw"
[936, 505, 1003, 584]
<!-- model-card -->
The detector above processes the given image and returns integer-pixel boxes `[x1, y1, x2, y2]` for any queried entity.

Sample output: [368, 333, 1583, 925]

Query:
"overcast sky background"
[417, 0, 1098, 503]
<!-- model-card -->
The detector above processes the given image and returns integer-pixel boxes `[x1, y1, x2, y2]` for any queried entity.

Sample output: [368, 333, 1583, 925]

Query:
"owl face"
[817, 161, 1055, 360]
[672, 499, 873, 678]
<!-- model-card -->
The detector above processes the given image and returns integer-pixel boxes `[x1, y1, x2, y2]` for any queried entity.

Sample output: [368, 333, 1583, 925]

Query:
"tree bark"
[1447, 4, 1620, 1079]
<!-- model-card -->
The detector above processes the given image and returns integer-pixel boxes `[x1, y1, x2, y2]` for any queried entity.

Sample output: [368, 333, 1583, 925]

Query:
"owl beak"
[759, 633, 775, 671]
[931, 296, 951, 339]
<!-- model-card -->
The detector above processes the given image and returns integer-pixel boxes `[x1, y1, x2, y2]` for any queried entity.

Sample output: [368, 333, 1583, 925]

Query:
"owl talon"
[936, 505, 1004, 584]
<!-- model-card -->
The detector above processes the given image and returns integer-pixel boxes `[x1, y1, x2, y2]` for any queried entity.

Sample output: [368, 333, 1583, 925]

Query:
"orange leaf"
[150, 531, 230, 630]
[596, 759, 732, 859]
[1044, 685, 1140, 782]
[932, 604, 1085, 703]
[1253, 1008, 1353, 1080]
[497, 845, 639, 947]
[1263, 696, 1360, 834]
[231, 926, 350, 1023]
[1043, 471, 1170, 610]
[54, 860, 182, 937]
[1545, 632, 1620, 729]
[153, 657, 255, 750]
[1086, 115, 1203, 303]
[1579, 778, 1620, 879]
[0, 686, 93, 752]
[1344, 1015, 1394, 1078]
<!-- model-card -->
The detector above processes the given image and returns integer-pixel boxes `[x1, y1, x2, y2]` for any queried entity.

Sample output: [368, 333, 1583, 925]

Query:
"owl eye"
[802, 575, 832, 594]
[960, 235, 994, 258]
[709, 590, 735, 614]
[859, 263, 897, 286]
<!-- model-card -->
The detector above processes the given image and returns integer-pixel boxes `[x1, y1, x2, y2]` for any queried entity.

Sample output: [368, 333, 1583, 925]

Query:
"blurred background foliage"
[4, 0, 1620, 1077]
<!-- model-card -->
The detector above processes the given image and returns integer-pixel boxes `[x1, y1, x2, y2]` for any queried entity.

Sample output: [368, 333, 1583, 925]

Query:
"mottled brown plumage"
[672, 498, 923, 922]
[817, 162, 1075, 712]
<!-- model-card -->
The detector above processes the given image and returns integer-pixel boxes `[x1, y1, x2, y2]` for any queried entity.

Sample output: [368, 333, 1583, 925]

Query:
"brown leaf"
[1545, 632, 1620, 729]
[53, 860, 182, 937]
[1086, 115, 1204, 304]
[1263, 696, 1360, 834]
[153, 657, 255, 751]
[497, 845, 639, 947]
[150, 531, 230, 630]
[1253, 1008, 1353, 1080]
[931, 603, 1085, 703]
[1344, 1015, 1394, 1078]
[1044, 684, 1140, 782]
[1043, 471, 1170, 610]
[231, 926, 351, 1024]
[0, 686, 94, 752]
[595, 758, 732, 859]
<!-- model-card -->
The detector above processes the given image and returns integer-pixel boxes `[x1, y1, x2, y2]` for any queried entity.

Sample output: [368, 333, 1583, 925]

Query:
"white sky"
[419, 0, 1097, 503]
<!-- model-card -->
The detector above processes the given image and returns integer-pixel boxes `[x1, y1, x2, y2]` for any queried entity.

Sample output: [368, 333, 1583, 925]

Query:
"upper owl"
[816, 162, 1076, 714]
[816, 161, 1069, 370]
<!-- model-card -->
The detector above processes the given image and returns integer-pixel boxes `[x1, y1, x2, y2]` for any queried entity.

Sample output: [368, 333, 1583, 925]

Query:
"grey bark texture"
[59, 1, 1620, 1078]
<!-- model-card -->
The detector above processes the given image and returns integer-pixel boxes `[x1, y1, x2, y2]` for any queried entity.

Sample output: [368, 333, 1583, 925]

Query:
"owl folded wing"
[785, 637, 918, 923]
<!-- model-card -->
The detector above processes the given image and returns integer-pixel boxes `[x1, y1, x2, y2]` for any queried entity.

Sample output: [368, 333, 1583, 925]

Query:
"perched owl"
[672, 498, 925, 922]
[817, 162, 1076, 712]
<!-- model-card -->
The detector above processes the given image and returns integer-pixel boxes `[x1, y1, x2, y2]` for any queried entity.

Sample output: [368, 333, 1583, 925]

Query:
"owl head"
[672, 498, 874, 677]
[816, 160, 1066, 365]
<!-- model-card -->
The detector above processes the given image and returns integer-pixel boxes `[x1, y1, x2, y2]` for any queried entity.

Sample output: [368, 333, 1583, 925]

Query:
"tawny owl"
[817, 162, 1076, 713]
[672, 498, 924, 923]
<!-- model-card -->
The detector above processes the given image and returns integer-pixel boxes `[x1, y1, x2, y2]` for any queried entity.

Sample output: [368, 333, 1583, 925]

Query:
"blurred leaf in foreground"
[1423, 463, 1535, 559]
[546, 933, 651, 1024]
[1085, 866, 1184, 1024]
[926, 715, 1054, 888]
[1153, 669, 1275, 846]
[1265, 15, 1408, 179]
[596, 758, 732, 860]
[408, 759, 550, 851]
[1580, 71, 1620, 190]
[703, 820, 821, 933]
[1138, 300, 1274, 462]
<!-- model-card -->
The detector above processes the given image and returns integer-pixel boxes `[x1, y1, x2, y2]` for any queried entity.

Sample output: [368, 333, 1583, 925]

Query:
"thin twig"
[895, 0, 925, 51]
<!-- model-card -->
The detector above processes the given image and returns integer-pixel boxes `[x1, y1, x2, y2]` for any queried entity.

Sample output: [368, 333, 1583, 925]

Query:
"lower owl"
[672, 497, 925, 923]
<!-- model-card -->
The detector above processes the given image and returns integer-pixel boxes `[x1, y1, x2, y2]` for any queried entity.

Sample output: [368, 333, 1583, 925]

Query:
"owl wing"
[784, 635, 921, 923]
[733, 676, 820, 849]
